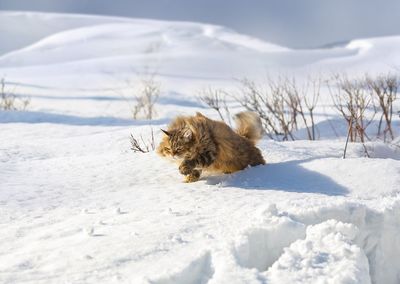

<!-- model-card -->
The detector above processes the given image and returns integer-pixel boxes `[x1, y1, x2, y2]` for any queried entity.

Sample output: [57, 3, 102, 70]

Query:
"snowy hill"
[1, 12, 400, 284]
[2, 11, 399, 94]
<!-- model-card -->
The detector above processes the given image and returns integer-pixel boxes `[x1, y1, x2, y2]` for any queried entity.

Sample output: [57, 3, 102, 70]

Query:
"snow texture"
[1, 11, 400, 284]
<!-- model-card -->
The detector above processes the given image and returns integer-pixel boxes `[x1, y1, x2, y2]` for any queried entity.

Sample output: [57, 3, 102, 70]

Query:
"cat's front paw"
[184, 170, 201, 183]
[179, 160, 195, 175]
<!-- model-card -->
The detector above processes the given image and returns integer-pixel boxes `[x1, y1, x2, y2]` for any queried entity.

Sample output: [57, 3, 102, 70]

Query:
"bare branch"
[365, 73, 399, 141]
[130, 128, 155, 153]
[0, 78, 30, 111]
[198, 88, 226, 122]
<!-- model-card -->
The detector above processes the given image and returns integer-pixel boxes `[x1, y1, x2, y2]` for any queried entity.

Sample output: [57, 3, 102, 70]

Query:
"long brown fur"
[157, 111, 265, 182]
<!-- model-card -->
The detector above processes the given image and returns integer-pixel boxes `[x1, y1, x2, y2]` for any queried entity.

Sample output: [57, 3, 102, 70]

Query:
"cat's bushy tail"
[234, 111, 263, 144]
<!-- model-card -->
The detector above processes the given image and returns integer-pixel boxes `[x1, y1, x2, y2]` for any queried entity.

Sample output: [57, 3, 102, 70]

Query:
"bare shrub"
[283, 77, 320, 140]
[329, 75, 375, 144]
[198, 88, 231, 124]
[132, 76, 160, 120]
[236, 76, 320, 141]
[365, 73, 398, 141]
[304, 78, 321, 140]
[0, 78, 30, 111]
[237, 77, 292, 140]
[328, 75, 377, 158]
[130, 128, 155, 153]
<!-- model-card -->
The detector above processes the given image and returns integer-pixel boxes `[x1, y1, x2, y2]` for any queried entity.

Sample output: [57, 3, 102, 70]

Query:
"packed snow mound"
[266, 220, 371, 284]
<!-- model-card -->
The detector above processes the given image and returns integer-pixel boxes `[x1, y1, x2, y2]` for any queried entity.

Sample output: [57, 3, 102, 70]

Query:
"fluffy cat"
[157, 111, 265, 182]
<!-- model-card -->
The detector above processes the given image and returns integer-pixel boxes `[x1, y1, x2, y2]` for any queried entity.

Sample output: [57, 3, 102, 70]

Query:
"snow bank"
[265, 220, 371, 284]
[287, 201, 400, 284]
[223, 201, 400, 284]
[141, 200, 400, 284]
[234, 206, 306, 271]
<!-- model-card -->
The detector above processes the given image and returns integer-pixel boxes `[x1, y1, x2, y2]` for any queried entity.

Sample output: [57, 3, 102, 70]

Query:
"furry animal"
[157, 111, 265, 182]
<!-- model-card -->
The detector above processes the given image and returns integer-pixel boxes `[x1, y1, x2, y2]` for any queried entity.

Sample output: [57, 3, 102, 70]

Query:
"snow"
[265, 220, 371, 284]
[1, 11, 400, 284]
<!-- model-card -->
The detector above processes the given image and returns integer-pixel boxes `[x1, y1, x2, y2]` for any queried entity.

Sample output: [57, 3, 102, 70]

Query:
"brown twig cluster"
[329, 75, 375, 144]
[198, 73, 397, 160]
[236, 76, 320, 141]
[283, 77, 320, 140]
[130, 128, 155, 153]
[198, 88, 232, 125]
[0, 78, 30, 111]
[329, 73, 399, 157]
[365, 73, 398, 141]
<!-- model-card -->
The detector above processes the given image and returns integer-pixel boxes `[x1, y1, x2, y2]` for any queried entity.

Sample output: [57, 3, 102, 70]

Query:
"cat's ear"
[160, 129, 171, 136]
[183, 129, 193, 142]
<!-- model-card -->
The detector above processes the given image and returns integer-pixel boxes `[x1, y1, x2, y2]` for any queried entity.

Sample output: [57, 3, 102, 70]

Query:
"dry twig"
[198, 88, 229, 123]
[130, 128, 155, 153]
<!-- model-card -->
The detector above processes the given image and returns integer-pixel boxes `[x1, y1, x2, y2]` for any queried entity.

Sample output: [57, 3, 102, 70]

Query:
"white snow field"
[1, 11, 400, 284]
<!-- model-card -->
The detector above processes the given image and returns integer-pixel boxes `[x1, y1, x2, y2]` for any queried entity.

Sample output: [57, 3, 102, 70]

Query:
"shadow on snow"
[207, 158, 348, 196]
[0, 110, 168, 126]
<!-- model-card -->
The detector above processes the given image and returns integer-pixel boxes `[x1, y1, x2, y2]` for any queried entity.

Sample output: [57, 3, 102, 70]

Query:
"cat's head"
[157, 127, 195, 159]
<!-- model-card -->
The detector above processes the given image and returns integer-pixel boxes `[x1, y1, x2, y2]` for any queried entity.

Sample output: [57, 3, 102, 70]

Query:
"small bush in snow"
[329, 74, 375, 144]
[0, 78, 30, 111]
[132, 76, 160, 120]
[198, 87, 231, 125]
[283, 77, 320, 141]
[365, 73, 398, 141]
[130, 128, 155, 153]
[235, 76, 320, 141]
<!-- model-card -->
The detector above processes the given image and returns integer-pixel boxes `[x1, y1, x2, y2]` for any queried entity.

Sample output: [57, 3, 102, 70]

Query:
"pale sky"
[1, 0, 400, 48]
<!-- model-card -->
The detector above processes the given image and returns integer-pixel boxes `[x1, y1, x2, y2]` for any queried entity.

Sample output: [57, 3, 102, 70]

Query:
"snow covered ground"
[1, 11, 400, 284]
